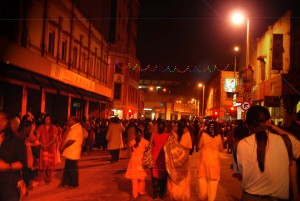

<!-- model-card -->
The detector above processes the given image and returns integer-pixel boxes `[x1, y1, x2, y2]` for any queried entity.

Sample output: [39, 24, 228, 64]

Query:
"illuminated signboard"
[224, 78, 236, 92]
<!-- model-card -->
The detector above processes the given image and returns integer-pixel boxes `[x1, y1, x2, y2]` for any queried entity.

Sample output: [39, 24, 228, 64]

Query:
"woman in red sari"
[151, 119, 169, 199]
[36, 114, 58, 184]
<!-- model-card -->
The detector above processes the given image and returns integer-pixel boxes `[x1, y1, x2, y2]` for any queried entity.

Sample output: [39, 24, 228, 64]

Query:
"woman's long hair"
[246, 105, 270, 172]
[17, 120, 34, 141]
[157, 120, 166, 134]
[177, 119, 187, 142]
[206, 121, 219, 138]
[134, 127, 143, 148]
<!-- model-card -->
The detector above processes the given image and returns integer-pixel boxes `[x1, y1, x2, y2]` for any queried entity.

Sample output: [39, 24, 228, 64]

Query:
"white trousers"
[198, 177, 219, 201]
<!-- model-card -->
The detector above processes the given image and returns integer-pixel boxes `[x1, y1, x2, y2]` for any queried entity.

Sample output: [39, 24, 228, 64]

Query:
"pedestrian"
[0, 111, 27, 201]
[232, 119, 249, 177]
[151, 119, 169, 199]
[165, 118, 192, 201]
[10, 116, 20, 135]
[59, 116, 85, 188]
[193, 120, 200, 153]
[125, 127, 149, 199]
[17, 119, 39, 189]
[36, 114, 58, 184]
[143, 120, 153, 141]
[197, 121, 223, 201]
[99, 119, 108, 150]
[237, 105, 300, 201]
[106, 117, 125, 163]
[286, 111, 300, 200]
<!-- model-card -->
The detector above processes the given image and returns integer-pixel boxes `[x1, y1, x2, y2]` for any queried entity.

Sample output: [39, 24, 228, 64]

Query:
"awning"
[49, 79, 79, 97]
[0, 62, 39, 89]
[49, 78, 111, 102]
[31, 73, 56, 93]
[1, 62, 111, 103]
[74, 87, 111, 103]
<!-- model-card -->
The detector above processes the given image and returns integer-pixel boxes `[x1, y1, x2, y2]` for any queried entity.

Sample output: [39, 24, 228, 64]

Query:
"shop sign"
[224, 78, 236, 92]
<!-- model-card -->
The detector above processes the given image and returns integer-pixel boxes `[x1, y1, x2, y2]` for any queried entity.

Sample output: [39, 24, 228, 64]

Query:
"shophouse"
[0, 0, 112, 121]
[253, 10, 300, 125]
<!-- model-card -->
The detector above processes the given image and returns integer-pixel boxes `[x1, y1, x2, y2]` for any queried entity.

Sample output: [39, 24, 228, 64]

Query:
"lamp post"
[231, 11, 250, 68]
[191, 98, 197, 117]
[231, 11, 250, 120]
[234, 46, 239, 80]
[198, 83, 205, 117]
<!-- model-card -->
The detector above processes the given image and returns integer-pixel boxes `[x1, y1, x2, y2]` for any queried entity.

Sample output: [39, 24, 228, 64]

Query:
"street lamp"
[231, 11, 250, 120]
[198, 83, 205, 117]
[191, 98, 197, 117]
[231, 11, 250, 67]
[234, 46, 239, 80]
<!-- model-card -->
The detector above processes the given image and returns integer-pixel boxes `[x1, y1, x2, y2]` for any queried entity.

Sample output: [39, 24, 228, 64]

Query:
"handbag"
[17, 179, 27, 198]
[142, 143, 154, 169]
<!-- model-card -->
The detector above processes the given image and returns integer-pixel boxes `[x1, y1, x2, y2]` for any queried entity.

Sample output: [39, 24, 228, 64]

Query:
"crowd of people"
[0, 106, 299, 201]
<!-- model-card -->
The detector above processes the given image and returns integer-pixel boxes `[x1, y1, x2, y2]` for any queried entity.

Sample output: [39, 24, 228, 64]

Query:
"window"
[61, 39, 67, 61]
[81, 52, 87, 73]
[88, 58, 94, 76]
[48, 31, 55, 55]
[95, 58, 100, 80]
[114, 83, 122, 100]
[72, 46, 78, 68]
[115, 63, 122, 73]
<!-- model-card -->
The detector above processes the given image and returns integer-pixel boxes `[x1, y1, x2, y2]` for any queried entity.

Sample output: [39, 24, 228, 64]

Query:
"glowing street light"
[231, 11, 250, 68]
[231, 12, 245, 25]
[198, 83, 205, 117]
[234, 46, 239, 79]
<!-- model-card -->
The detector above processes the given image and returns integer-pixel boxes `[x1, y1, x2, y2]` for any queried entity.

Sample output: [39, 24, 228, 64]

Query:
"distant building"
[139, 82, 199, 120]
[0, 0, 112, 121]
[206, 71, 239, 122]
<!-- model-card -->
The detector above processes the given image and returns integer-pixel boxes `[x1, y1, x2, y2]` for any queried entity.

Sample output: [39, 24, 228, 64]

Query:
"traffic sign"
[241, 101, 251, 111]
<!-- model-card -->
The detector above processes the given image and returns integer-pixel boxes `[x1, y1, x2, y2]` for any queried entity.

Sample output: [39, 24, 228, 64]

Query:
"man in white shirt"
[59, 116, 84, 188]
[237, 106, 300, 201]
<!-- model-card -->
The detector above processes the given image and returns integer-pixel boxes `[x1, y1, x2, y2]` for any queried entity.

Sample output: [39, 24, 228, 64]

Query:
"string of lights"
[115, 63, 231, 73]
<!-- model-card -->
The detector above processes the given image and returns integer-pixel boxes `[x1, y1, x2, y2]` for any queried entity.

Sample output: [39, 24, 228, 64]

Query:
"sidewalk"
[23, 149, 242, 201]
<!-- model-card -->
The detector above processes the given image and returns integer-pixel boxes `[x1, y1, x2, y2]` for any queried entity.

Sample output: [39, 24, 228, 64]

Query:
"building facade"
[87, 0, 141, 120]
[206, 71, 239, 121]
[0, 0, 113, 121]
[252, 10, 300, 125]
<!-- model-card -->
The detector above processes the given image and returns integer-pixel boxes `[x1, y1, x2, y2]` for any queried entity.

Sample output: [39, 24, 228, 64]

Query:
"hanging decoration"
[129, 63, 230, 73]
[114, 62, 231, 73]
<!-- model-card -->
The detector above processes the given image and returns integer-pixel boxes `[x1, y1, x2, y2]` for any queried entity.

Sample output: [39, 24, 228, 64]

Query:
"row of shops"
[0, 63, 111, 122]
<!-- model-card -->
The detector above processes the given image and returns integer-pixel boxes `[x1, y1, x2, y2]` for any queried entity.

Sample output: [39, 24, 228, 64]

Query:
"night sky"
[137, 0, 292, 67]
[137, 0, 296, 86]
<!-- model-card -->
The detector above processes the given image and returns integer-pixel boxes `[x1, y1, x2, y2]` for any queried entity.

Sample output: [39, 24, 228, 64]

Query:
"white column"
[166, 103, 172, 120]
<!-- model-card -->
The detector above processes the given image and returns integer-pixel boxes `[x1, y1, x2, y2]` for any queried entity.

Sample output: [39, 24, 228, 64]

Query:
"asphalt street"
[23, 148, 242, 201]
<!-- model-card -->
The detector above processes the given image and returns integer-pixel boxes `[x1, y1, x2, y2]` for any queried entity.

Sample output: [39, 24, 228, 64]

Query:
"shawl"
[164, 133, 189, 184]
